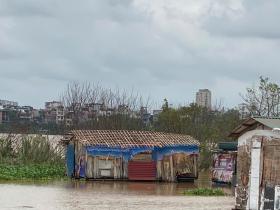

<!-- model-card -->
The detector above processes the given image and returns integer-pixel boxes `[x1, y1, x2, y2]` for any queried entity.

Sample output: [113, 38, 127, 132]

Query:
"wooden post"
[85, 149, 88, 178]
[113, 157, 117, 179]
[193, 155, 197, 178]
[93, 156, 99, 179]
[157, 160, 162, 180]
[170, 155, 174, 182]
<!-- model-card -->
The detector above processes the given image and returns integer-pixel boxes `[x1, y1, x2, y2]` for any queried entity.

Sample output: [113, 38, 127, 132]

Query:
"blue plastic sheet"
[85, 144, 199, 161]
[86, 146, 154, 161]
[153, 145, 199, 160]
[66, 144, 75, 177]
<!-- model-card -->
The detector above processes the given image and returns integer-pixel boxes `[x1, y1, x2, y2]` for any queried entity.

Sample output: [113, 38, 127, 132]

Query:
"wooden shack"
[230, 117, 280, 210]
[63, 130, 200, 182]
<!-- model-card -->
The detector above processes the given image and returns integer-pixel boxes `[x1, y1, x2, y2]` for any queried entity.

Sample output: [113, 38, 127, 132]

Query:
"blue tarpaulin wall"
[153, 145, 199, 160]
[85, 144, 199, 161]
[66, 144, 75, 177]
[86, 146, 153, 161]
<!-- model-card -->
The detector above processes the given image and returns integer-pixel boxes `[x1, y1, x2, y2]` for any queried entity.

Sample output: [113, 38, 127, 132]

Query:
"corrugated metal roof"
[70, 130, 199, 148]
[229, 117, 280, 138]
[254, 117, 280, 129]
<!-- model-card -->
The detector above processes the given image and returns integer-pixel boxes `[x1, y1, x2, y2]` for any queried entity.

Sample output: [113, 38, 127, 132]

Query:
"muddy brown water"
[0, 171, 235, 210]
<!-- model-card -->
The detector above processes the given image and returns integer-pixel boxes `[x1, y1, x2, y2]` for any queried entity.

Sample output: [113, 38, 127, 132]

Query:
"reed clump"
[0, 135, 65, 180]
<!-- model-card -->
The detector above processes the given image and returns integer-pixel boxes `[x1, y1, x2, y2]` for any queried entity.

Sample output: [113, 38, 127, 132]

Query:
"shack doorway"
[128, 152, 156, 181]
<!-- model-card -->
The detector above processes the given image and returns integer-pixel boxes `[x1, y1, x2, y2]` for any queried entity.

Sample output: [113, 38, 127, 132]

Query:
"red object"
[128, 161, 157, 181]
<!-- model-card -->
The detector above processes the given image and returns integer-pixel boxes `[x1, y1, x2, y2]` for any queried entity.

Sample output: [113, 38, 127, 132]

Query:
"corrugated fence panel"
[128, 161, 157, 181]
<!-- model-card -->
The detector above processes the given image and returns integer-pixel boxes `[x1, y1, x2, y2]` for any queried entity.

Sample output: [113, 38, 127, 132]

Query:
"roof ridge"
[70, 129, 199, 147]
[253, 116, 280, 119]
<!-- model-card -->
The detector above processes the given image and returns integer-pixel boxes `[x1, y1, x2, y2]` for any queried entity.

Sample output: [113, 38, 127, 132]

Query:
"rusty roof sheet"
[70, 130, 199, 148]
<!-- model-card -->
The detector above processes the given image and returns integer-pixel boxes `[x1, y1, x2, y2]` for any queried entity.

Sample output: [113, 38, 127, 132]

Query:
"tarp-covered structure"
[63, 130, 200, 182]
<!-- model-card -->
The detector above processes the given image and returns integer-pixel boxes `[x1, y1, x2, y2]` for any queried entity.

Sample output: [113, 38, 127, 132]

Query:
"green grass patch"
[0, 164, 65, 180]
[183, 188, 225, 196]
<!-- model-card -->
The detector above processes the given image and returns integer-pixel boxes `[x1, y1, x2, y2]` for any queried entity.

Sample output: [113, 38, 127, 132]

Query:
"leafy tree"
[154, 101, 241, 169]
[241, 76, 280, 117]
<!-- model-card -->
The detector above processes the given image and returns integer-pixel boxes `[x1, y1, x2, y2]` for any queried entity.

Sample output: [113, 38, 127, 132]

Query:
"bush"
[0, 164, 65, 180]
[183, 188, 225, 196]
[0, 135, 65, 180]
[0, 135, 64, 165]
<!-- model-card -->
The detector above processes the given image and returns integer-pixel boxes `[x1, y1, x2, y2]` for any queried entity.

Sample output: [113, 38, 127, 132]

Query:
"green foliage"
[0, 122, 66, 135]
[0, 136, 64, 165]
[0, 137, 14, 163]
[154, 101, 241, 169]
[0, 135, 65, 180]
[76, 114, 148, 131]
[0, 164, 65, 180]
[242, 76, 280, 117]
[183, 188, 225, 196]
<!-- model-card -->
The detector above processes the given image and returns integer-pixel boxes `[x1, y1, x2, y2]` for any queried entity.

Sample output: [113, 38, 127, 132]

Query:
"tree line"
[1, 76, 279, 138]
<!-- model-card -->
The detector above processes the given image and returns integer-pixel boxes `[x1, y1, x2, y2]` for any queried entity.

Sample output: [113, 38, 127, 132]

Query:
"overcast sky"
[0, 0, 280, 109]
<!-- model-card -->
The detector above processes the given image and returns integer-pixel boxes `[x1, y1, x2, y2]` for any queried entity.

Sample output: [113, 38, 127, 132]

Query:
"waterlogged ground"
[0, 172, 235, 210]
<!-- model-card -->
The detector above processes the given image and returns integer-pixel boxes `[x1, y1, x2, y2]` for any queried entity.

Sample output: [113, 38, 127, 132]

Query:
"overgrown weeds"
[0, 164, 65, 180]
[0, 135, 65, 180]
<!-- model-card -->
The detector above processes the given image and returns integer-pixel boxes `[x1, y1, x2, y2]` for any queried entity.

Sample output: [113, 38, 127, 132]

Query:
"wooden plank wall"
[161, 153, 196, 182]
[85, 156, 123, 179]
[262, 140, 280, 185]
[235, 145, 251, 210]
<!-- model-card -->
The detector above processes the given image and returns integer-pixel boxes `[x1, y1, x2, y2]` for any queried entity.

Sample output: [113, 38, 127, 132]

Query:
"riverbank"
[0, 164, 65, 180]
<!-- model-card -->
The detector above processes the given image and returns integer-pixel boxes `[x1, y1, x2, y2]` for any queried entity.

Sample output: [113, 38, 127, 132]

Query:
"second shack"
[63, 130, 200, 182]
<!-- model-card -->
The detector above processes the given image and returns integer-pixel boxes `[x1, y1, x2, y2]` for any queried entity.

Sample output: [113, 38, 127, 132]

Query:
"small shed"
[63, 130, 200, 182]
[230, 117, 280, 210]
[211, 142, 237, 184]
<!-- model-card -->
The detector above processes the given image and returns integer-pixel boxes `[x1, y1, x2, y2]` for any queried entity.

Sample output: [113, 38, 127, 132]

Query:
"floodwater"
[0, 172, 235, 210]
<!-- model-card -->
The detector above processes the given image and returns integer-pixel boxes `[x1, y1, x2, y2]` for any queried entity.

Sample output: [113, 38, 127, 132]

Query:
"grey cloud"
[0, 0, 54, 17]
[204, 0, 280, 39]
[0, 0, 279, 108]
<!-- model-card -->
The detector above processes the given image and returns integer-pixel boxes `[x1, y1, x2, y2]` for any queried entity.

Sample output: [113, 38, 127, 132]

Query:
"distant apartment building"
[152, 109, 162, 122]
[0, 108, 18, 124]
[196, 89, 212, 110]
[140, 107, 151, 125]
[45, 101, 65, 124]
[0, 110, 10, 124]
[0, 99, 18, 107]
[238, 103, 250, 119]
[18, 106, 33, 122]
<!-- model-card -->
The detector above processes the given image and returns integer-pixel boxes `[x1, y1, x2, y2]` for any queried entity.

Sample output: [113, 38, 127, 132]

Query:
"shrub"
[183, 188, 225, 196]
[0, 135, 65, 180]
[0, 164, 65, 180]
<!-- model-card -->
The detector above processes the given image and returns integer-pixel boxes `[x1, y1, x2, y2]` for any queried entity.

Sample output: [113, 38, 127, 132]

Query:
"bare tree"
[61, 81, 152, 129]
[240, 76, 280, 117]
[61, 81, 92, 126]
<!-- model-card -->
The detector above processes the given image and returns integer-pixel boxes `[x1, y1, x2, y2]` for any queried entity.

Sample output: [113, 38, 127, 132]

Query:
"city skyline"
[1, 88, 224, 111]
[0, 85, 241, 110]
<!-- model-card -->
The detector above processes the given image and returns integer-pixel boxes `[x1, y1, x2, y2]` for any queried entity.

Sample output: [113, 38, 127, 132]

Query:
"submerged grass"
[183, 188, 225, 196]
